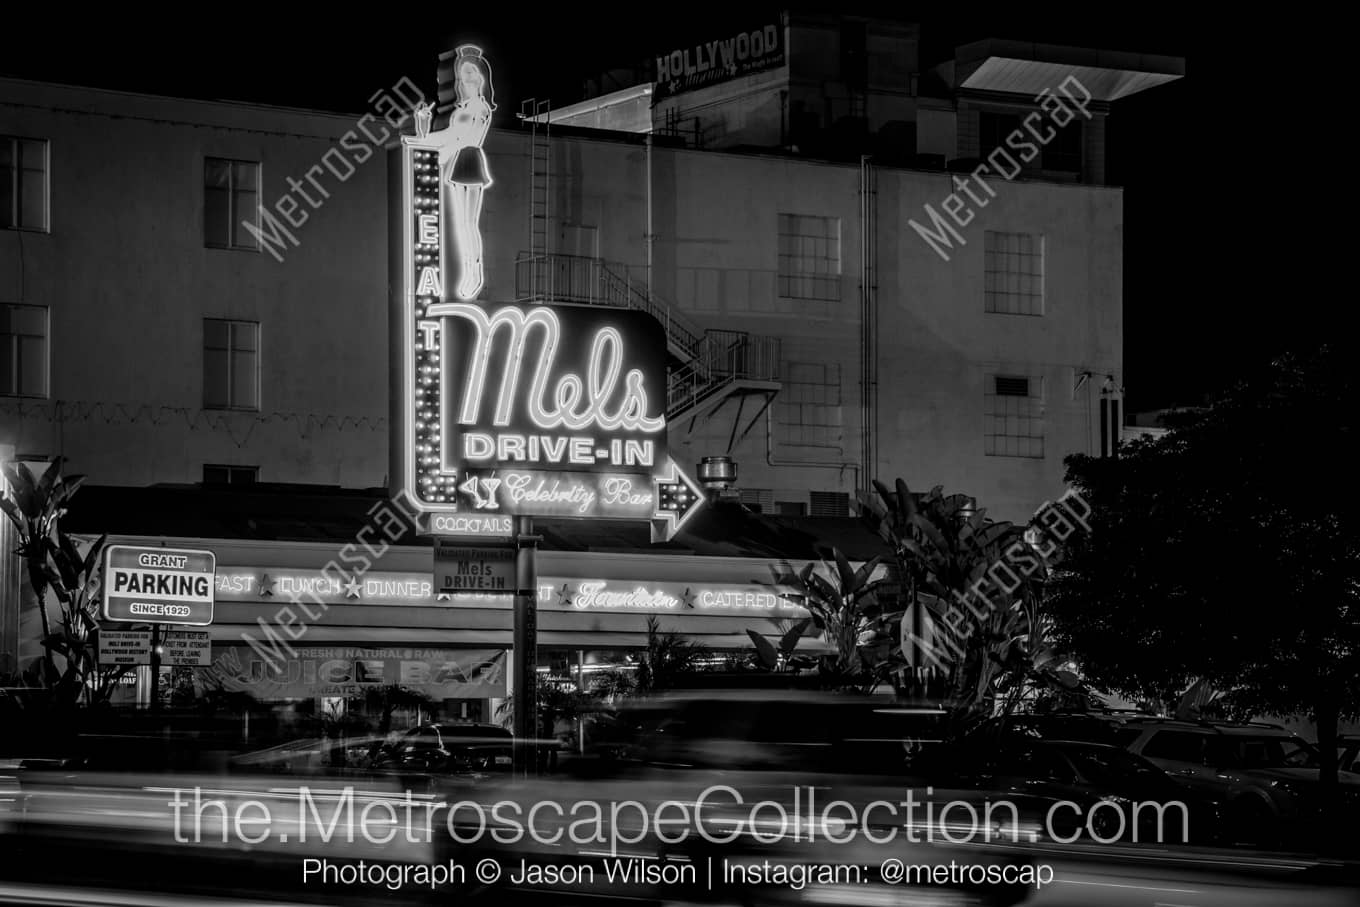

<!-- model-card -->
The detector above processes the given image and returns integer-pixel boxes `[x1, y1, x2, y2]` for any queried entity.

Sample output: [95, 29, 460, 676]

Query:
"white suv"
[1119, 719, 1360, 846]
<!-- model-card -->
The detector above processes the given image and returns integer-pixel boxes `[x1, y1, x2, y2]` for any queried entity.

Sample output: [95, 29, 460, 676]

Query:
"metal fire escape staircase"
[515, 253, 781, 439]
[514, 101, 780, 444]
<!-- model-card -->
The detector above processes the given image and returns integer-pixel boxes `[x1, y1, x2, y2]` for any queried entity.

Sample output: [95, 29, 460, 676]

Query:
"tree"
[0, 459, 116, 708]
[1, 459, 86, 689]
[1047, 346, 1359, 821]
[362, 685, 434, 737]
[765, 549, 899, 693]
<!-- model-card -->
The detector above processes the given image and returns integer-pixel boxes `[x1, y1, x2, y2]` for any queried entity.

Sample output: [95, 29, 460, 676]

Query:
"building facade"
[2, 54, 1146, 522]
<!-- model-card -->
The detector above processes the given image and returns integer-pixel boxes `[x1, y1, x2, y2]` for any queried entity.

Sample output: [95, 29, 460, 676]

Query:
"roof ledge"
[955, 39, 1185, 102]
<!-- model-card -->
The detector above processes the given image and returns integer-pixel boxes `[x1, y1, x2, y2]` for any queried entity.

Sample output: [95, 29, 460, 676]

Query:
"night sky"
[1, 7, 1313, 412]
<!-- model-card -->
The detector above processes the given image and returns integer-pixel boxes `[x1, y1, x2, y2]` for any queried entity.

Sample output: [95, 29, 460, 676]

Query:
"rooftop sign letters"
[653, 20, 785, 99]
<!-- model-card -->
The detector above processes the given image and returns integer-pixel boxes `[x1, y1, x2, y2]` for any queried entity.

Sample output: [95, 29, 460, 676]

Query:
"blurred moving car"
[229, 734, 388, 775]
[449, 690, 1037, 907]
[3, 737, 443, 905]
[1120, 718, 1360, 846]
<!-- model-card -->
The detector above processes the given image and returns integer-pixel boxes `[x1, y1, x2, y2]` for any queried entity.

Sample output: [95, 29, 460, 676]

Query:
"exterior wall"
[0, 79, 392, 487]
[1, 77, 1122, 525]
[883, 169, 1122, 517]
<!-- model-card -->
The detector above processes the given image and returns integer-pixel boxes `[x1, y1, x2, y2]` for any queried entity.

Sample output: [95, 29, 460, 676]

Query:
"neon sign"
[214, 570, 806, 615]
[443, 45, 495, 301]
[392, 50, 704, 540]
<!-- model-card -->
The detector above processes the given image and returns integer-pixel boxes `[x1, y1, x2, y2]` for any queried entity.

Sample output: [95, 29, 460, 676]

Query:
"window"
[1, 136, 49, 231]
[776, 500, 807, 516]
[204, 158, 260, 250]
[810, 491, 849, 517]
[985, 373, 1044, 458]
[204, 319, 259, 410]
[978, 112, 1022, 163]
[1141, 731, 1210, 764]
[1, 304, 49, 397]
[203, 464, 258, 485]
[775, 360, 843, 449]
[1041, 121, 1082, 172]
[777, 214, 841, 301]
[840, 21, 867, 89]
[984, 231, 1044, 316]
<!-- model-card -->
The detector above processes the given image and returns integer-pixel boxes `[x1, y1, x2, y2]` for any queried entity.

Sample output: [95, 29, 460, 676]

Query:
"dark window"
[205, 157, 260, 250]
[776, 500, 807, 516]
[204, 318, 259, 410]
[841, 21, 868, 89]
[777, 213, 841, 301]
[203, 464, 258, 485]
[1042, 121, 1082, 172]
[979, 112, 1022, 161]
[1, 136, 49, 231]
[1141, 730, 1210, 764]
[1112, 728, 1144, 747]
[1, 303, 49, 397]
[986, 374, 1044, 458]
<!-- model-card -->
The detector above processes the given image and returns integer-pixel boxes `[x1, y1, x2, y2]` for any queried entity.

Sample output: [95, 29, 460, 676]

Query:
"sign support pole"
[513, 516, 540, 778]
[148, 624, 161, 712]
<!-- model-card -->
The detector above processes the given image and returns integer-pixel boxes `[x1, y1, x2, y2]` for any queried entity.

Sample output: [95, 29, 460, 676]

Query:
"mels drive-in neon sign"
[390, 65, 703, 539]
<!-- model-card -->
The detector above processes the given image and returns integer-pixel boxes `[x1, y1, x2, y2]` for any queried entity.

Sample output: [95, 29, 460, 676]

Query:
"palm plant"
[860, 478, 1081, 733]
[636, 615, 709, 693]
[765, 548, 901, 693]
[0, 459, 89, 691]
[746, 618, 813, 673]
[45, 527, 111, 706]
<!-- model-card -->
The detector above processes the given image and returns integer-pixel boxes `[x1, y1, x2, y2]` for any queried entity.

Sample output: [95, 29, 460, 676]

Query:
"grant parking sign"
[103, 545, 216, 626]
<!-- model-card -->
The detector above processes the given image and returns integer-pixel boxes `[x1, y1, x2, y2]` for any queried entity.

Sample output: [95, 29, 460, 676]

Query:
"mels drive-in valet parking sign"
[102, 545, 216, 626]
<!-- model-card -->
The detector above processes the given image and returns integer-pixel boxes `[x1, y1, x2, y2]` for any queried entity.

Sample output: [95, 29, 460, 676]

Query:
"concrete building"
[1, 32, 1179, 524]
[0, 20, 1184, 719]
[547, 11, 1184, 186]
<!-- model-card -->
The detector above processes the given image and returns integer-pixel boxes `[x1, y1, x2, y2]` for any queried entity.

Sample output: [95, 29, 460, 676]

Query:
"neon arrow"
[651, 457, 706, 543]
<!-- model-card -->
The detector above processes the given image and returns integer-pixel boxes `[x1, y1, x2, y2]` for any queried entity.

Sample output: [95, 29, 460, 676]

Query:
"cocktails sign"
[392, 75, 703, 540]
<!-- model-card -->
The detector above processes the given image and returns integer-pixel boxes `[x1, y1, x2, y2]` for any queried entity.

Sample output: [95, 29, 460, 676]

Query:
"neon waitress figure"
[443, 45, 495, 300]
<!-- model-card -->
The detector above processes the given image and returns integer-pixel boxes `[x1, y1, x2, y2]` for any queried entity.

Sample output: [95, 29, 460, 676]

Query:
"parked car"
[916, 736, 1218, 843]
[373, 723, 514, 775]
[1338, 735, 1360, 774]
[961, 711, 1140, 747]
[1120, 718, 1360, 846]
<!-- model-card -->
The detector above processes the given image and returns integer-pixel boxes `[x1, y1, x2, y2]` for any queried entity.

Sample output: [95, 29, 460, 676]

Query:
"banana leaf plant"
[0, 459, 87, 690]
[858, 478, 1083, 734]
[746, 618, 813, 672]
[43, 528, 120, 707]
[763, 548, 903, 693]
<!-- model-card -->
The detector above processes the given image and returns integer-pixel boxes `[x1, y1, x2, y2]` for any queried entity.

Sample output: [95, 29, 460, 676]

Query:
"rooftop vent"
[698, 456, 741, 503]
